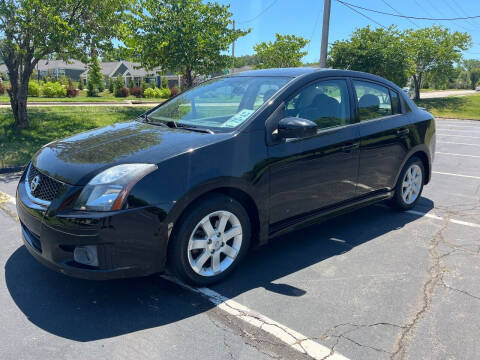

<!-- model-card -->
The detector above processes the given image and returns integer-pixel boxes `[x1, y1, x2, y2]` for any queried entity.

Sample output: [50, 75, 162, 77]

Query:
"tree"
[234, 54, 260, 68]
[122, 0, 249, 89]
[470, 68, 480, 89]
[254, 34, 309, 69]
[0, 0, 132, 130]
[328, 26, 410, 87]
[463, 59, 480, 72]
[87, 56, 104, 96]
[404, 26, 471, 100]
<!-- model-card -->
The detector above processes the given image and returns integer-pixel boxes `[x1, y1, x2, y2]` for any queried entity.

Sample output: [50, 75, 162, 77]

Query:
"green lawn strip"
[0, 106, 153, 168]
[415, 94, 480, 120]
[0, 92, 167, 103]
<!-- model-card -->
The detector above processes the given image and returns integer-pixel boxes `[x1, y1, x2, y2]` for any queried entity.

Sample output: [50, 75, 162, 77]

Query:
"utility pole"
[232, 20, 235, 73]
[319, 0, 331, 68]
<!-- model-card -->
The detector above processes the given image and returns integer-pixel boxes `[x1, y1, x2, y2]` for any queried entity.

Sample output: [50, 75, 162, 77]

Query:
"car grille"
[26, 165, 63, 203]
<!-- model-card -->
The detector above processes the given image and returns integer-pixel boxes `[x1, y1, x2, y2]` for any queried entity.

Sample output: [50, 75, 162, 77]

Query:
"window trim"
[350, 77, 406, 123]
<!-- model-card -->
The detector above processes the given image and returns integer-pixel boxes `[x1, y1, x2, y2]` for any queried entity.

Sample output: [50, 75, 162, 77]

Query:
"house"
[0, 59, 87, 81]
[80, 61, 181, 88]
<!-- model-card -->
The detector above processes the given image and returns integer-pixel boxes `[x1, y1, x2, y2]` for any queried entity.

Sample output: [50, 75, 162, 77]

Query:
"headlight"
[74, 163, 157, 211]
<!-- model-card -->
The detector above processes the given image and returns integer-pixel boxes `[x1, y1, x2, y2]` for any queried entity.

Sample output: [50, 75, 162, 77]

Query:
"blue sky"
[217, 0, 480, 62]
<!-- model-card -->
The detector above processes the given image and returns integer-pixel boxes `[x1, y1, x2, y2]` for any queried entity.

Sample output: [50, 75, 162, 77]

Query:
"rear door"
[267, 78, 360, 225]
[352, 79, 411, 195]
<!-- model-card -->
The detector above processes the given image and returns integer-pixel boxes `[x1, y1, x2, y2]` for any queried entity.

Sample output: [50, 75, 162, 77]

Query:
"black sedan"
[16, 68, 436, 285]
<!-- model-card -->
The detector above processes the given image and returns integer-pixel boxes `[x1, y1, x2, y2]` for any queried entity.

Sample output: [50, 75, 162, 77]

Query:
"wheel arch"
[166, 182, 265, 251]
[393, 146, 432, 188]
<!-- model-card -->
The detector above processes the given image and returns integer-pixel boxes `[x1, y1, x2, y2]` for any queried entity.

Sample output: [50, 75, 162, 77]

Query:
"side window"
[284, 79, 351, 130]
[353, 80, 392, 121]
[390, 89, 401, 115]
[253, 83, 282, 110]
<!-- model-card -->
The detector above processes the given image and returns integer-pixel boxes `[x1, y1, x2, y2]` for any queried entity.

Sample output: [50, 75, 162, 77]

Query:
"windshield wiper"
[178, 125, 214, 134]
[166, 121, 214, 134]
[142, 113, 168, 127]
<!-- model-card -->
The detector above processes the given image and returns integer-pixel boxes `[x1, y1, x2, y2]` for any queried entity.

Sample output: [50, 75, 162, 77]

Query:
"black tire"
[168, 194, 251, 286]
[389, 156, 425, 211]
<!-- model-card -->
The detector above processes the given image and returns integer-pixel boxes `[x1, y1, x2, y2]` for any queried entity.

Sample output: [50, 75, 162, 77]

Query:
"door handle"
[341, 142, 359, 153]
[397, 128, 410, 137]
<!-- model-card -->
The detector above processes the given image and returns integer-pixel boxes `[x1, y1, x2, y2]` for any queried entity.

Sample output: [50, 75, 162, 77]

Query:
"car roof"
[232, 67, 396, 84]
[232, 67, 404, 92]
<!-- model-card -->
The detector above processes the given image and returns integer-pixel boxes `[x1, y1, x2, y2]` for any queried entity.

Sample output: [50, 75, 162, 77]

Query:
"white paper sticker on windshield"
[221, 109, 255, 127]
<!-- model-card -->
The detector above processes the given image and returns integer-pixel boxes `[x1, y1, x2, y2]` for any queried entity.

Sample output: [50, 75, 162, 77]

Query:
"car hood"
[33, 121, 231, 185]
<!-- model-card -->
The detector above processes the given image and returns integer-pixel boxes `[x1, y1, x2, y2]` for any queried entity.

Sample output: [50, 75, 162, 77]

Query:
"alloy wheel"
[401, 164, 422, 204]
[187, 210, 243, 277]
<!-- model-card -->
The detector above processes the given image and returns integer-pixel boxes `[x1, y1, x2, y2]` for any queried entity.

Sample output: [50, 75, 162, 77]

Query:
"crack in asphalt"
[390, 221, 448, 360]
[317, 322, 405, 359]
[440, 278, 480, 301]
[206, 308, 294, 360]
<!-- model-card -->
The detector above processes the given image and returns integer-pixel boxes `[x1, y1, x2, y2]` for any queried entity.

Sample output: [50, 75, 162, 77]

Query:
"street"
[0, 118, 479, 360]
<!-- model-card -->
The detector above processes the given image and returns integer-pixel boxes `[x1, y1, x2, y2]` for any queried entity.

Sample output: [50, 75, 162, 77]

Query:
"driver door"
[267, 78, 360, 225]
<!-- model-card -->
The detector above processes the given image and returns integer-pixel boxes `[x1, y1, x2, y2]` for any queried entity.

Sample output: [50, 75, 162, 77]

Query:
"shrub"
[170, 85, 180, 97]
[108, 78, 114, 93]
[116, 86, 129, 97]
[66, 85, 79, 97]
[128, 78, 135, 89]
[114, 76, 125, 97]
[129, 86, 143, 98]
[87, 81, 98, 97]
[160, 87, 171, 98]
[78, 81, 84, 90]
[43, 81, 66, 97]
[0, 82, 4, 95]
[161, 77, 168, 88]
[28, 81, 41, 97]
[144, 87, 156, 98]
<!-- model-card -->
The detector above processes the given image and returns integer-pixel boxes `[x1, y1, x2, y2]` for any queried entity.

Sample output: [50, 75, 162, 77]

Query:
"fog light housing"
[73, 245, 99, 267]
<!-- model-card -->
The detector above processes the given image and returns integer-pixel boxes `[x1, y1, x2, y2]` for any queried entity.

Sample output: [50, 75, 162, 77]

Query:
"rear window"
[353, 80, 392, 121]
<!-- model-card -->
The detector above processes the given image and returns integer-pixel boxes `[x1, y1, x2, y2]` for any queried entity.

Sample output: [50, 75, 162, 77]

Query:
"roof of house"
[36, 59, 87, 71]
[0, 60, 86, 74]
[81, 61, 166, 78]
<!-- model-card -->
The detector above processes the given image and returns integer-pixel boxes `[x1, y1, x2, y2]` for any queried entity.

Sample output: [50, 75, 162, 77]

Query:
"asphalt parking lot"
[1, 118, 479, 360]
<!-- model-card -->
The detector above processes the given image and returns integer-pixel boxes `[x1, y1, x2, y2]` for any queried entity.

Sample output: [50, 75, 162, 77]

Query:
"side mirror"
[278, 117, 317, 139]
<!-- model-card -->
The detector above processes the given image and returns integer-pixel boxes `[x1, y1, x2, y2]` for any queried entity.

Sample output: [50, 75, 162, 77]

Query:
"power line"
[336, 0, 480, 20]
[439, 0, 477, 31]
[237, 0, 280, 24]
[380, 0, 419, 28]
[337, 0, 386, 28]
[452, 0, 480, 26]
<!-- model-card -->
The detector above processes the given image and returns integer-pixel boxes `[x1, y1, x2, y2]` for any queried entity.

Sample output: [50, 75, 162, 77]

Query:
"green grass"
[0, 90, 166, 103]
[0, 106, 154, 168]
[415, 93, 480, 120]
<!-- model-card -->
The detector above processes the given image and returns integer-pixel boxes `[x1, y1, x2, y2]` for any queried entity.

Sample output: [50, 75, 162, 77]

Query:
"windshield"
[148, 76, 290, 130]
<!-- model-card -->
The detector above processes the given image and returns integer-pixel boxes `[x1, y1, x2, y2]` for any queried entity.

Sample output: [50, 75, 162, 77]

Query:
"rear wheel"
[389, 156, 425, 210]
[168, 195, 251, 286]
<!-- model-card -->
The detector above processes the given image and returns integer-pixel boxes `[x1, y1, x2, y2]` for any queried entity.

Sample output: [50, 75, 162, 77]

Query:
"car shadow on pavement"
[4, 198, 434, 342]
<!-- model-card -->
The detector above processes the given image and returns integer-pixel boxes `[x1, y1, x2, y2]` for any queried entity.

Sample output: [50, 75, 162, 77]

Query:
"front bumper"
[16, 174, 169, 280]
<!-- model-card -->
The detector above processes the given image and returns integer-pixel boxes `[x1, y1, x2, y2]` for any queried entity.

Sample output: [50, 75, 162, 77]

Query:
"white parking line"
[0, 189, 348, 360]
[405, 210, 480, 228]
[435, 129, 480, 133]
[433, 171, 480, 180]
[162, 275, 349, 360]
[437, 134, 480, 139]
[438, 141, 480, 147]
[436, 126, 480, 129]
[436, 152, 480, 158]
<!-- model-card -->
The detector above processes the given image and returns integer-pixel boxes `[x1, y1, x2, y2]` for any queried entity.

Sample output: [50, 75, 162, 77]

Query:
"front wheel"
[389, 156, 425, 210]
[168, 195, 251, 286]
